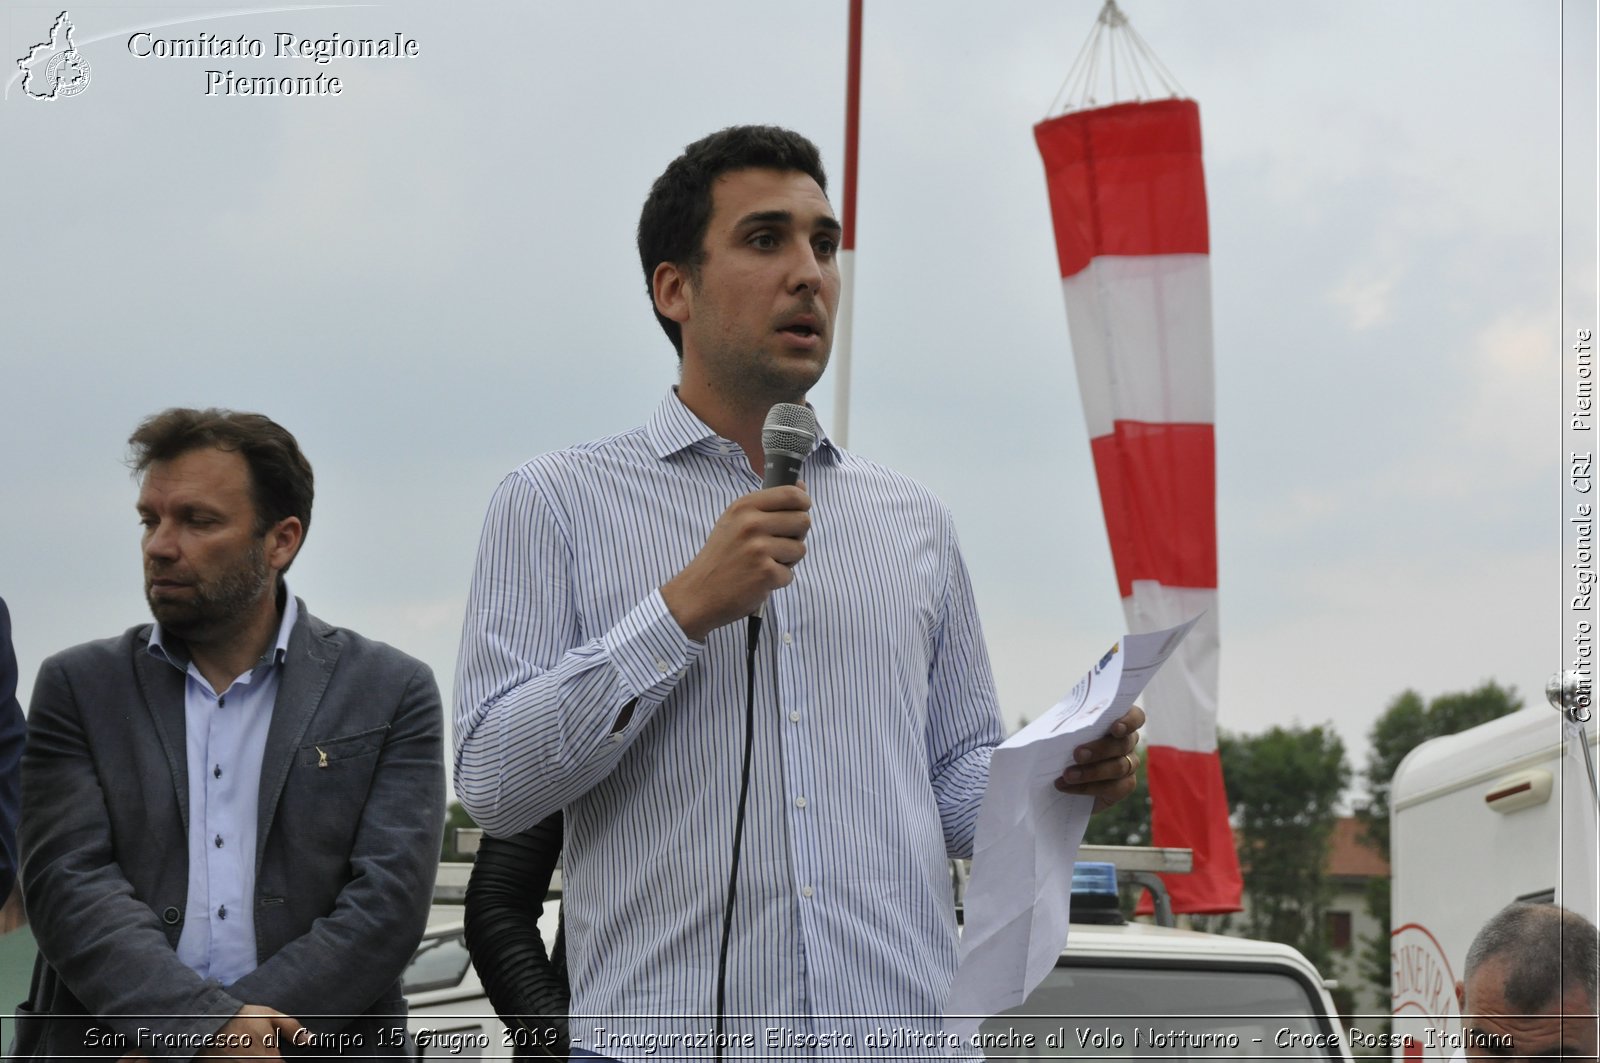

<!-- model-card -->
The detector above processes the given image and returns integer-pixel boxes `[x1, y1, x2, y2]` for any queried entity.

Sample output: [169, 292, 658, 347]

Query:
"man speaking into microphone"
[453, 125, 1143, 1058]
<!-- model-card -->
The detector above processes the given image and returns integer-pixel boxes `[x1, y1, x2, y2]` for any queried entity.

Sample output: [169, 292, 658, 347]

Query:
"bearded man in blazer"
[15, 408, 445, 1060]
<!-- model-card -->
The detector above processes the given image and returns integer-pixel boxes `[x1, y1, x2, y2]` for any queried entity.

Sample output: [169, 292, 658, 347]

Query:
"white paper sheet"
[944, 615, 1201, 1041]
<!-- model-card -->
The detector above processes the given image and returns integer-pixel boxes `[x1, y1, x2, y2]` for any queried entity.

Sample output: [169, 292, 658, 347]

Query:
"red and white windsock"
[1034, 98, 1242, 913]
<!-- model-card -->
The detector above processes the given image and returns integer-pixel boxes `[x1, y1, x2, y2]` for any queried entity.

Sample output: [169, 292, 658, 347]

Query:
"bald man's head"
[1455, 903, 1598, 1062]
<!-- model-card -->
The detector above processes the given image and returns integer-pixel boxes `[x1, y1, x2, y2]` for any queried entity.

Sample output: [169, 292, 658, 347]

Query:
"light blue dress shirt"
[149, 592, 297, 986]
[455, 392, 1002, 1056]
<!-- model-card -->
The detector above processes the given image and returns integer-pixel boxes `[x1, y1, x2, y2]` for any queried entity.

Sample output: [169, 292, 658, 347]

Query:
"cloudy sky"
[3, 0, 1594, 800]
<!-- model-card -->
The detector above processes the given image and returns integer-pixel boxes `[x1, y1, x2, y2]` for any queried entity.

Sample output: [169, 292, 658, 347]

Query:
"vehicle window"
[980, 965, 1340, 1059]
[403, 931, 473, 994]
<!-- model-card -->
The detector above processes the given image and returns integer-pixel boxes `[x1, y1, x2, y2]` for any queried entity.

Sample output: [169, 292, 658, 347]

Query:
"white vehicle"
[403, 911, 512, 1060]
[980, 918, 1352, 1060]
[406, 847, 1352, 1060]
[1388, 705, 1599, 1061]
[404, 880, 564, 1060]
[970, 847, 1353, 1061]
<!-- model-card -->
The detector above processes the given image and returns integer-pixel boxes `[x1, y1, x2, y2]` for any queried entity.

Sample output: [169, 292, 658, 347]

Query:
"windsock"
[1034, 98, 1242, 913]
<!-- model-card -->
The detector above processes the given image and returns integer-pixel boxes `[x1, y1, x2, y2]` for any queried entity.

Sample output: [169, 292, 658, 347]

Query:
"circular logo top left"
[17, 12, 92, 100]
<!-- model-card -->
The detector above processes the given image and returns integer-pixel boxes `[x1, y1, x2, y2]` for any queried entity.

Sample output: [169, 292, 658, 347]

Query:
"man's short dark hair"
[128, 408, 314, 572]
[637, 125, 829, 357]
[1464, 902, 1598, 1014]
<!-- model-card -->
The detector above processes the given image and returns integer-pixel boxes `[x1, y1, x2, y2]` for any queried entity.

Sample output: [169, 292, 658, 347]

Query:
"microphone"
[755, 403, 816, 623]
[760, 403, 818, 489]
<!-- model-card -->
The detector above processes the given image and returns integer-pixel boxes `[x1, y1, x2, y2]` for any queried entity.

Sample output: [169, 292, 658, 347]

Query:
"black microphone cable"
[712, 402, 816, 1060]
[713, 613, 763, 1061]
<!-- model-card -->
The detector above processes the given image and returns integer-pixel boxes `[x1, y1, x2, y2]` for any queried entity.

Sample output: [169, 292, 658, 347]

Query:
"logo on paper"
[17, 11, 92, 100]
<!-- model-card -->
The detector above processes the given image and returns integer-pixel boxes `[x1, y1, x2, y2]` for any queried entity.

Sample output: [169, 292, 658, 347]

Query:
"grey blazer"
[14, 602, 445, 1059]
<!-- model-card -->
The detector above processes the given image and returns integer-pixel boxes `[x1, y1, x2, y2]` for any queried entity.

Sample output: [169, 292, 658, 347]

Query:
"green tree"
[1353, 681, 1521, 999]
[1082, 757, 1150, 848]
[1219, 724, 1350, 972]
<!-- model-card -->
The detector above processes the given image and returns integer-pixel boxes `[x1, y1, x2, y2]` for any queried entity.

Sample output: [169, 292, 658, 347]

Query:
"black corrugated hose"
[463, 813, 570, 1060]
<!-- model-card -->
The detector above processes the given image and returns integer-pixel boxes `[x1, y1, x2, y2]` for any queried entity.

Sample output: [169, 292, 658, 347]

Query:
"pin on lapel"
[317, 746, 329, 768]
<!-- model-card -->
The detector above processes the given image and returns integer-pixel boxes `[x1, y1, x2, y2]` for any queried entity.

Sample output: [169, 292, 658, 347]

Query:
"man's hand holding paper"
[1054, 704, 1145, 811]
[944, 616, 1201, 1042]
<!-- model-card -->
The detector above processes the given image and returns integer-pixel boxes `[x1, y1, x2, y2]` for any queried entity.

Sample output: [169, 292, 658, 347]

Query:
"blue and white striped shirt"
[454, 390, 1002, 1056]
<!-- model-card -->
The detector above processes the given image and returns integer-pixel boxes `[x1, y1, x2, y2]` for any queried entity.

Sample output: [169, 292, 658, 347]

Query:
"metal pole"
[831, 0, 862, 448]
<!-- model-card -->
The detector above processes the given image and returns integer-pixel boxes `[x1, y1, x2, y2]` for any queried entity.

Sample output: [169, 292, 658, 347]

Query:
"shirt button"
[217, 695, 226, 707]
[788, 711, 800, 723]
[214, 834, 223, 848]
[794, 796, 808, 809]
[213, 764, 222, 779]
[655, 659, 670, 674]
[217, 905, 228, 920]
[801, 886, 814, 898]
[782, 632, 793, 646]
